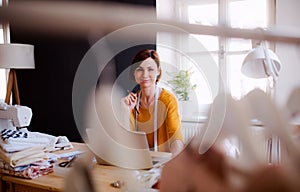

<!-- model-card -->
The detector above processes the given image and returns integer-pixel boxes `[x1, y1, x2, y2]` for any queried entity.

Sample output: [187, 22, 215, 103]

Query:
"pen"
[127, 89, 139, 114]
[127, 90, 136, 97]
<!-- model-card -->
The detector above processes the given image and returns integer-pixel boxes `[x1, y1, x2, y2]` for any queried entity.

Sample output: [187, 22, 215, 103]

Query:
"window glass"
[185, 1, 219, 105]
[227, 54, 268, 99]
[188, 2, 218, 26]
[157, 0, 271, 103]
[188, 1, 218, 52]
[191, 34, 219, 52]
[187, 0, 219, 25]
[185, 53, 218, 105]
[228, 0, 269, 99]
[227, 38, 251, 52]
[229, 0, 268, 29]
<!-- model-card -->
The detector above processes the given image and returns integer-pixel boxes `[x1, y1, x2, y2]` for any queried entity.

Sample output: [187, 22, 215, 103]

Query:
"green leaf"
[167, 69, 197, 101]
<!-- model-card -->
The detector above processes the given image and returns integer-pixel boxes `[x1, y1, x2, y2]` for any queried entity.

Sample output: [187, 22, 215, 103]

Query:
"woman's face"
[134, 57, 160, 88]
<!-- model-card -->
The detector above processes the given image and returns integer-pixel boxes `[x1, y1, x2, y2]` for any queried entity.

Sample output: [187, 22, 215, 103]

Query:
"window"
[157, 0, 274, 103]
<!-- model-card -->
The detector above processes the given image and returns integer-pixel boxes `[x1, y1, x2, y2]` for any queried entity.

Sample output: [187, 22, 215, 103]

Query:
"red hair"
[130, 49, 161, 82]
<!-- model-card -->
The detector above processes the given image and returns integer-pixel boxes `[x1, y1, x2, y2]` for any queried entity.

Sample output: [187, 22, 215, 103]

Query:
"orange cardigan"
[130, 88, 184, 152]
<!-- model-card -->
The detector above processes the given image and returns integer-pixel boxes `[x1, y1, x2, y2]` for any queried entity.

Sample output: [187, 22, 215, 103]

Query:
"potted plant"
[167, 69, 197, 101]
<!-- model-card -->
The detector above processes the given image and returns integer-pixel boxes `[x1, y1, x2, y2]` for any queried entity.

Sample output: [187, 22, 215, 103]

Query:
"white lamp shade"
[241, 46, 281, 78]
[0, 43, 35, 69]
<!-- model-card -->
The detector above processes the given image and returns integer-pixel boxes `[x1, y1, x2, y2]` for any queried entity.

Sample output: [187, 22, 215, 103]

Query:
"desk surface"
[2, 163, 158, 192]
[1, 143, 159, 192]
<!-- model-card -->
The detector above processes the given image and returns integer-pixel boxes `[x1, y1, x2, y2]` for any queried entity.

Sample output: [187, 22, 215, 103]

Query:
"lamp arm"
[272, 59, 280, 77]
[262, 41, 278, 81]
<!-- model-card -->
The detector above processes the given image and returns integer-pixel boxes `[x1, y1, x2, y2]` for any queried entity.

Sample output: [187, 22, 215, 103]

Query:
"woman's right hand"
[123, 92, 138, 110]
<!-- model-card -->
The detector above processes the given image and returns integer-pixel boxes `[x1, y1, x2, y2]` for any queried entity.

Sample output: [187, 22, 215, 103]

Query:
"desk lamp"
[241, 40, 282, 165]
[241, 41, 281, 94]
[0, 0, 35, 105]
[0, 43, 35, 105]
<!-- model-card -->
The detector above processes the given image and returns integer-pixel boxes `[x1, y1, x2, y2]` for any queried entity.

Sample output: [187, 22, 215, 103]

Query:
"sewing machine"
[0, 102, 33, 130]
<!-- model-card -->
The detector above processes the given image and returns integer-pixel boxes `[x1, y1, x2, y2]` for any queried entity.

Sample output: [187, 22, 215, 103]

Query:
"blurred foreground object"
[160, 89, 300, 192]
[0, 1, 300, 43]
[160, 144, 300, 192]
[64, 151, 96, 192]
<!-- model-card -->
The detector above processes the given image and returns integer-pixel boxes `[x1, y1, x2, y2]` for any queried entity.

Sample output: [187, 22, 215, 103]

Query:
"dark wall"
[11, 0, 156, 142]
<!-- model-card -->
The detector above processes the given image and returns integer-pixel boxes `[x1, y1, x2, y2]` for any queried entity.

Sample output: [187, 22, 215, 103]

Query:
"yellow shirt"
[130, 88, 184, 152]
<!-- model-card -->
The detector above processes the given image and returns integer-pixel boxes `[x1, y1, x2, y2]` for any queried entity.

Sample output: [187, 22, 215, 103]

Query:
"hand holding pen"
[123, 90, 138, 110]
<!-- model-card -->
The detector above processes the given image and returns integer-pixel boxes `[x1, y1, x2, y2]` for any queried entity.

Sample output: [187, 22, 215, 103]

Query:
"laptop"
[85, 127, 171, 170]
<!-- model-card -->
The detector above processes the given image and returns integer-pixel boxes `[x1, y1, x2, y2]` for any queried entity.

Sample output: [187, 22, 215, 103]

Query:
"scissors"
[58, 156, 77, 168]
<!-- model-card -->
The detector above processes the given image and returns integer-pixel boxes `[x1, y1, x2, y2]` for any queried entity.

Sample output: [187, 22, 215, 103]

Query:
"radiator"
[181, 123, 203, 143]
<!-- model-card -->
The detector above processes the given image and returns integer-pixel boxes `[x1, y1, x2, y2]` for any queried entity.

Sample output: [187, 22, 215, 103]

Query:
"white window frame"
[157, 0, 275, 103]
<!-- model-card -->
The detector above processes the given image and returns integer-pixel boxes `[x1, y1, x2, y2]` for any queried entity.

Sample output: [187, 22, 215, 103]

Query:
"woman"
[123, 49, 184, 155]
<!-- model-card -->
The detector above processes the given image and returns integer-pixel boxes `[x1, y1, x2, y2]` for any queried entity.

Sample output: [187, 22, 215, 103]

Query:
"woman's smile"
[141, 79, 151, 83]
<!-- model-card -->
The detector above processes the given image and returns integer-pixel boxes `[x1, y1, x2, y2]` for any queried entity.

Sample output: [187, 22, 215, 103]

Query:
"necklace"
[135, 86, 159, 151]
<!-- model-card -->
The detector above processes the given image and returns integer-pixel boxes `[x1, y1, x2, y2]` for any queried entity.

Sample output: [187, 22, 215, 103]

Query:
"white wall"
[275, 0, 300, 107]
